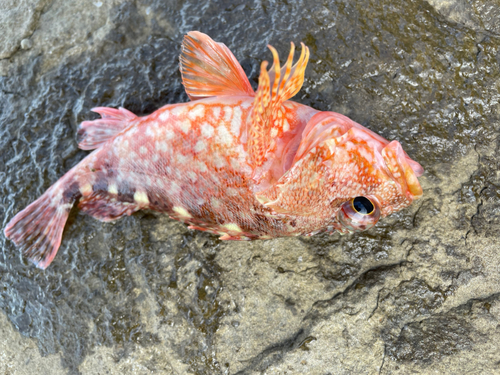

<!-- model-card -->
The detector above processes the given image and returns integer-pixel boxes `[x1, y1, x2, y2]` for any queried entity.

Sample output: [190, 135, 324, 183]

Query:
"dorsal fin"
[247, 42, 310, 169]
[179, 31, 255, 100]
[78, 107, 137, 150]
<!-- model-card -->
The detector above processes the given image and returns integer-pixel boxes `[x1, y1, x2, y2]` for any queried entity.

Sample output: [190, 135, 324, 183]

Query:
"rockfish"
[4, 31, 423, 269]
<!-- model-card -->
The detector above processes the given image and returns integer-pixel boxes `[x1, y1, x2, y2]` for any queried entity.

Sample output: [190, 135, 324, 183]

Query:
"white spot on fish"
[80, 183, 92, 196]
[230, 158, 241, 170]
[134, 191, 149, 205]
[176, 153, 189, 164]
[223, 223, 242, 233]
[156, 177, 166, 188]
[270, 128, 278, 137]
[146, 126, 155, 137]
[139, 146, 147, 154]
[224, 106, 233, 123]
[171, 106, 185, 116]
[216, 126, 232, 145]
[233, 144, 246, 158]
[187, 104, 205, 121]
[201, 122, 214, 138]
[170, 181, 181, 194]
[241, 100, 252, 110]
[152, 154, 159, 163]
[173, 206, 192, 218]
[196, 161, 208, 173]
[283, 118, 290, 132]
[231, 107, 242, 137]
[211, 198, 221, 208]
[194, 140, 206, 153]
[179, 119, 191, 134]
[165, 129, 175, 140]
[226, 187, 238, 196]
[213, 154, 226, 168]
[159, 111, 170, 122]
[108, 184, 118, 195]
[156, 141, 168, 152]
[212, 107, 221, 119]
[187, 171, 197, 182]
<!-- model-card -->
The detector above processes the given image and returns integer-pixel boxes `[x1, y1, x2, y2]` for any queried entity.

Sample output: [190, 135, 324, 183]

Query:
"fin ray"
[248, 42, 310, 169]
[180, 31, 254, 100]
[78, 107, 136, 150]
[4, 186, 74, 269]
[78, 192, 141, 221]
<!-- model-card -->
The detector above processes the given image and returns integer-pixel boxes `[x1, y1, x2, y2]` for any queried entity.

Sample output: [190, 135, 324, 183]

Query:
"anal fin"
[78, 192, 140, 221]
[78, 107, 137, 150]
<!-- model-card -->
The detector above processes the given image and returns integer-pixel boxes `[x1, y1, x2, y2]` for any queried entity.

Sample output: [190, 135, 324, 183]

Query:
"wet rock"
[1, 0, 500, 374]
[0, 311, 66, 374]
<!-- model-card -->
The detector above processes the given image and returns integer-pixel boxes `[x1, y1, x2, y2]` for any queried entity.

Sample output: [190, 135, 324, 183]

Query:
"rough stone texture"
[0, 0, 50, 60]
[426, 0, 500, 36]
[1, 0, 500, 374]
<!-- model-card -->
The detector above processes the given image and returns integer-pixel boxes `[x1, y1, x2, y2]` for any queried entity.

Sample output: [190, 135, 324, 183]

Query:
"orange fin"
[179, 31, 254, 100]
[78, 107, 136, 150]
[4, 186, 73, 269]
[248, 42, 310, 168]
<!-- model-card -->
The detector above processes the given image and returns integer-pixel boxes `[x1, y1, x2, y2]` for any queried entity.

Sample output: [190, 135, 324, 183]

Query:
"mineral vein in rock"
[4, 31, 424, 269]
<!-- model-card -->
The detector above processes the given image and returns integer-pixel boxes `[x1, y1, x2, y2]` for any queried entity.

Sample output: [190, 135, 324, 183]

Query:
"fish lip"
[407, 159, 424, 177]
[381, 141, 423, 200]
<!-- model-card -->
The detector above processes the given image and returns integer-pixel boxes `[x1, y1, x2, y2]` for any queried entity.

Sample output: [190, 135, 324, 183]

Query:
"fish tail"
[4, 181, 78, 269]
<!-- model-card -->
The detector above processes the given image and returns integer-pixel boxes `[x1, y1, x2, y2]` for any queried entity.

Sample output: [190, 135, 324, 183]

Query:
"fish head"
[330, 135, 423, 234]
[257, 111, 423, 234]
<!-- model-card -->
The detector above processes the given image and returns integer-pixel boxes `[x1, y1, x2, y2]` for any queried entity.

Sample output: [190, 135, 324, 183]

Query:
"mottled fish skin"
[76, 97, 321, 237]
[4, 31, 423, 269]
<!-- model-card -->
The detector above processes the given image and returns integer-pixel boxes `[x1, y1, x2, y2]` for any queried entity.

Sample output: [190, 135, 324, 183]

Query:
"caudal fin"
[4, 187, 73, 269]
[77, 107, 136, 150]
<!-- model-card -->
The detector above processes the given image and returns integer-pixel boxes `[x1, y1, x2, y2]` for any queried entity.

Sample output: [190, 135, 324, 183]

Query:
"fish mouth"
[382, 140, 423, 199]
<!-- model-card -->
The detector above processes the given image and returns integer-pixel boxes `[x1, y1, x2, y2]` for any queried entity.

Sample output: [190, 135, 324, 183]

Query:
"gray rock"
[1, 0, 500, 374]
[426, 0, 500, 35]
[0, 0, 49, 59]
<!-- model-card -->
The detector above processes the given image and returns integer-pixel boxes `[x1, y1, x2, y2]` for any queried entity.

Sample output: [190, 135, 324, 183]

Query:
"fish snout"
[381, 141, 423, 199]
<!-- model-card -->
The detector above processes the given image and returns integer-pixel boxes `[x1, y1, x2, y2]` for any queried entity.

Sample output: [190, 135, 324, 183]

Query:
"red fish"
[4, 31, 423, 269]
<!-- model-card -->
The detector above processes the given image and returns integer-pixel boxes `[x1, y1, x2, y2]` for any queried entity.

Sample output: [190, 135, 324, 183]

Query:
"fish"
[4, 31, 424, 269]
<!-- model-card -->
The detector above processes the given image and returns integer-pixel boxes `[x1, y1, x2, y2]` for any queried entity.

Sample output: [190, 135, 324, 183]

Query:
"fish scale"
[4, 31, 423, 269]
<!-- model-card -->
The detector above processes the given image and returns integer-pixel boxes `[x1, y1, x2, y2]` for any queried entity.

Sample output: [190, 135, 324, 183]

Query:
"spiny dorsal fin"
[179, 31, 254, 100]
[248, 42, 310, 169]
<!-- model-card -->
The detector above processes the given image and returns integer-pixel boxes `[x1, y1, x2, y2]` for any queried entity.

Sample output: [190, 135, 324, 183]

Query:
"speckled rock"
[0, 0, 49, 60]
[1, 0, 500, 374]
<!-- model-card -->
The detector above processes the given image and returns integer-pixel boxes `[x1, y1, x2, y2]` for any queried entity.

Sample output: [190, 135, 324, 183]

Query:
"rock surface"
[1, 0, 500, 374]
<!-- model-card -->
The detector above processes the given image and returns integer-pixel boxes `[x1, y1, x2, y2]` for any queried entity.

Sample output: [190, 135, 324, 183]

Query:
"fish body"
[4, 32, 423, 269]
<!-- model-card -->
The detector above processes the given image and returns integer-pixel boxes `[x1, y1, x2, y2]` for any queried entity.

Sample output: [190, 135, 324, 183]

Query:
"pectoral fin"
[179, 31, 255, 100]
[248, 42, 310, 169]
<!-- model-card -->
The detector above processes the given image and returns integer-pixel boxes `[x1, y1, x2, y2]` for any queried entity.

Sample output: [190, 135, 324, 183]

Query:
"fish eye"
[337, 196, 380, 232]
[352, 196, 375, 215]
